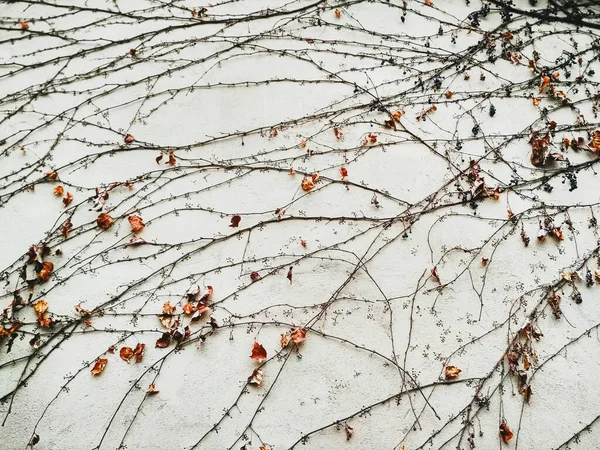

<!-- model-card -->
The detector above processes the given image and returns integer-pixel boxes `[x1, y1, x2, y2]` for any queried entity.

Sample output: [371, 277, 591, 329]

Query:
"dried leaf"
[182, 302, 195, 315]
[539, 75, 550, 93]
[552, 227, 564, 241]
[124, 133, 135, 144]
[532, 97, 541, 107]
[290, 327, 307, 344]
[75, 303, 92, 317]
[146, 383, 159, 395]
[286, 266, 293, 284]
[97, 213, 113, 230]
[300, 240, 307, 248]
[120, 346, 134, 362]
[128, 215, 145, 233]
[162, 301, 176, 314]
[248, 368, 264, 386]
[62, 192, 73, 207]
[345, 423, 354, 440]
[38, 261, 54, 281]
[280, 333, 290, 348]
[19, 20, 29, 30]
[301, 177, 315, 191]
[333, 127, 344, 140]
[340, 167, 348, 178]
[62, 218, 73, 238]
[250, 271, 260, 282]
[155, 332, 171, 348]
[167, 150, 176, 166]
[431, 266, 441, 284]
[53, 186, 64, 197]
[127, 236, 146, 246]
[334, 8, 341, 18]
[91, 358, 108, 376]
[230, 215, 241, 227]
[34, 300, 48, 315]
[523, 385, 532, 402]
[499, 422, 514, 444]
[250, 341, 268, 361]
[156, 152, 163, 164]
[445, 365, 461, 379]
[133, 343, 145, 363]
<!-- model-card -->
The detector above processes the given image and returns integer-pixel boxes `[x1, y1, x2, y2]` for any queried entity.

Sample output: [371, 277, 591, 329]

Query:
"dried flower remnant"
[97, 213, 113, 230]
[128, 215, 145, 233]
[91, 358, 108, 376]
[247, 368, 264, 386]
[444, 365, 461, 380]
[250, 341, 267, 361]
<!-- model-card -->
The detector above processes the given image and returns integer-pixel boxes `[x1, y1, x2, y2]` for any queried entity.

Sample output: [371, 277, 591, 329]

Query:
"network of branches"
[1, 0, 600, 449]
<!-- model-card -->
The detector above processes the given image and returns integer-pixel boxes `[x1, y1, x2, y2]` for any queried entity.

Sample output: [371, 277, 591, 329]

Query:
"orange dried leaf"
[300, 139, 307, 148]
[334, 8, 341, 18]
[19, 20, 29, 30]
[124, 133, 135, 144]
[91, 358, 108, 376]
[532, 97, 541, 107]
[53, 186, 64, 197]
[290, 327, 307, 344]
[167, 150, 176, 166]
[75, 303, 92, 317]
[97, 213, 113, 230]
[120, 346, 134, 362]
[250, 341, 268, 361]
[34, 300, 48, 315]
[445, 365, 461, 379]
[182, 302, 195, 315]
[289, 167, 296, 175]
[301, 177, 315, 191]
[146, 384, 159, 395]
[38, 261, 54, 281]
[499, 422, 514, 444]
[539, 76, 550, 93]
[128, 215, 144, 233]
[424, 0, 433, 5]
[280, 333, 290, 348]
[445, 90, 453, 99]
[162, 301, 176, 315]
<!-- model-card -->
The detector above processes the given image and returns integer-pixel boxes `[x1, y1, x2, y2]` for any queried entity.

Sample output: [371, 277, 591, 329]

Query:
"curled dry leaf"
[91, 358, 108, 376]
[124, 133, 135, 144]
[523, 385, 532, 403]
[301, 176, 315, 191]
[53, 186, 64, 197]
[75, 303, 92, 317]
[34, 300, 48, 315]
[340, 167, 348, 178]
[499, 422, 514, 444]
[552, 227, 564, 240]
[19, 20, 29, 30]
[162, 301, 176, 315]
[345, 423, 354, 440]
[280, 333, 290, 348]
[250, 271, 260, 282]
[62, 192, 73, 207]
[156, 152, 163, 164]
[97, 213, 113, 230]
[286, 266, 293, 284]
[146, 384, 159, 395]
[38, 261, 54, 281]
[128, 215, 145, 233]
[430, 266, 441, 284]
[62, 218, 72, 238]
[155, 332, 171, 348]
[250, 341, 267, 361]
[127, 236, 146, 246]
[334, 8, 341, 18]
[182, 302, 195, 315]
[133, 343, 145, 363]
[289, 167, 296, 175]
[290, 327, 307, 344]
[167, 150, 176, 166]
[333, 127, 344, 140]
[0, 322, 21, 337]
[539, 75, 550, 93]
[248, 368, 264, 386]
[230, 215, 241, 227]
[445, 365, 461, 379]
[120, 346, 134, 362]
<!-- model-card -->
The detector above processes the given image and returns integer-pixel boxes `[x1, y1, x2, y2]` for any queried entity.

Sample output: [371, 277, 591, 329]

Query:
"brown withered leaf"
[247, 368, 264, 386]
[156, 152, 163, 164]
[167, 150, 176, 166]
[146, 384, 159, 395]
[91, 358, 108, 376]
[97, 213, 113, 230]
[290, 327, 307, 344]
[133, 343, 145, 363]
[62, 192, 73, 207]
[120, 346, 134, 362]
[62, 218, 73, 238]
[128, 215, 145, 233]
[523, 385, 532, 403]
[250, 341, 267, 361]
[340, 167, 348, 178]
[155, 332, 171, 348]
[230, 215, 241, 227]
[38, 314, 53, 328]
[0, 322, 21, 337]
[345, 423, 354, 440]
[286, 267, 293, 284]
[34, 300, 48, 315]
[53, 186, 64, 197]
[107, 345, 116, 354]
[499, 422, 514, 444]
[280, 333, 290, 348]
[45, 170, 59, 181]
[301, 177, 315, 191]
[445, 365, 461, 380]
[162, 301, 176, 314]
[124, 133, 135, 144]
[552, 227, 564, 240]
[431, 266, 441, 284]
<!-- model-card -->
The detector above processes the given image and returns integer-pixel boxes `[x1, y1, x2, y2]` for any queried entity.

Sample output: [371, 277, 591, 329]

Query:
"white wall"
[1, 1, 600, 449]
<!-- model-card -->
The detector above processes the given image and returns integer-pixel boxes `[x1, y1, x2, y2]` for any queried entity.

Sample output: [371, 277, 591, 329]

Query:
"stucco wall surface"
[1, 1, 600, 449]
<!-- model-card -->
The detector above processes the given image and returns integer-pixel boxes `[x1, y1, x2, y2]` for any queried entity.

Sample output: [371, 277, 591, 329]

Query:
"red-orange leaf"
[62, 192, 73, 207]
[97, 213, 113, 230]
[340, 167, 348, 178]
[38, 261, 54, 281]
[120, 346, 134, 362]
[53, 186, 64, 197]
[124, 133, 135, 144]
[499, 422, 514, 444]
[128, 215, 145, 233]
[290, 327, 307, 344]
[250, 341, 267, 361]
[445, 365, 461, 380]
[91, 358, 108, 376]
[133, 343, 145, 363]
[167, 150, 176, 166]
[146, 384, 159, 395]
